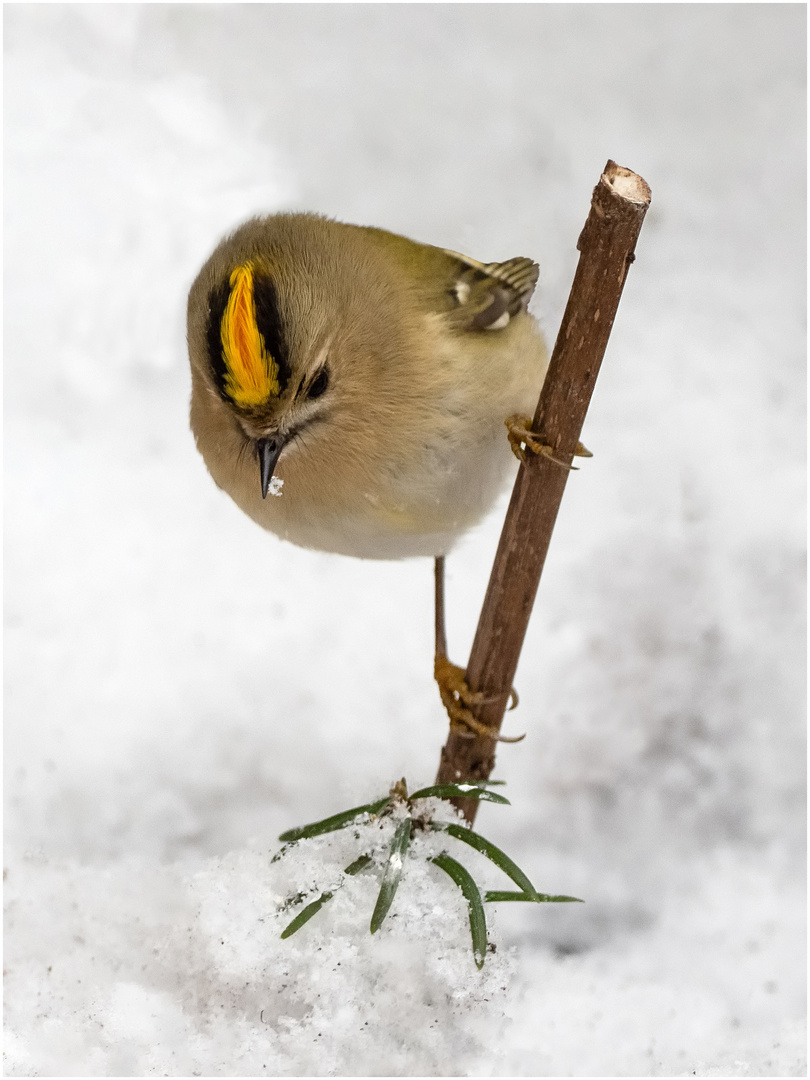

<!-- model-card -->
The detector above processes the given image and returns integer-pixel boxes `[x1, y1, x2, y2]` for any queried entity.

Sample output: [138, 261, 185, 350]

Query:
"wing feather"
[442, 249, 539, 330]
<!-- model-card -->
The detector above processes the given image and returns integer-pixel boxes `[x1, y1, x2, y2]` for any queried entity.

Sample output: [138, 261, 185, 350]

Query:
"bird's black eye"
[307, 367, 329, 399]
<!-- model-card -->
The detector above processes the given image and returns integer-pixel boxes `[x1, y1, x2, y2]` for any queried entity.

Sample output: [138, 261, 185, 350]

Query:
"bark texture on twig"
[436, 161, 652, 823]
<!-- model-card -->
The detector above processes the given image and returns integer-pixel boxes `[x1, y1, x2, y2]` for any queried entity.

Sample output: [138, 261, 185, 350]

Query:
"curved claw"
[434, 655, 524, 743]
[452, 717, 525, 744]
[505, 415, 592, 472]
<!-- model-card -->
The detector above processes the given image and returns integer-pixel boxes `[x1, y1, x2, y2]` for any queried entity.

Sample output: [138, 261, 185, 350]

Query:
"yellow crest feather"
[220, 263, 280, 406]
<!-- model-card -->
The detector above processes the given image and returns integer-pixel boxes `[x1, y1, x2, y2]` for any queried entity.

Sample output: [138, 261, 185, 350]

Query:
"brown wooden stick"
[436, 161, 652, 823]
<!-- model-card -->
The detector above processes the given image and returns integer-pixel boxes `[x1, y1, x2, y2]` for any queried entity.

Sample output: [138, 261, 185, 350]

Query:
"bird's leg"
[505, 415, 592, 470]
[433, 556, 523, 743]
[434, 555, 482, 737]
[433, 554, 449, 666]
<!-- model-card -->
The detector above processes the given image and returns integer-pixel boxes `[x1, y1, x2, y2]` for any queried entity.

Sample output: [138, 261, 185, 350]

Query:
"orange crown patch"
[220, 263, 280, 407]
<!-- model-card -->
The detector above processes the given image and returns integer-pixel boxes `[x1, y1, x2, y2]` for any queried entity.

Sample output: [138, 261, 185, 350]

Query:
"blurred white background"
[4, 5, 805, 1075]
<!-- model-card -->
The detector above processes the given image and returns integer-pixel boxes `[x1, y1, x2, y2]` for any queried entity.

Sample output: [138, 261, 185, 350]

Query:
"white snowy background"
[4, 5, 805, 1076]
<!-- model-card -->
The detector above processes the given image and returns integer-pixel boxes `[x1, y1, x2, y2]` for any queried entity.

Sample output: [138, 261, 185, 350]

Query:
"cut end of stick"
[603, 160, 652, 206]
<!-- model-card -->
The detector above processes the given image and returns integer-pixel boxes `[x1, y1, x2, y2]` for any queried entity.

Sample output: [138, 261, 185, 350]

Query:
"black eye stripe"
[252, 274, 290, 393]
[205, 279, 231, 398]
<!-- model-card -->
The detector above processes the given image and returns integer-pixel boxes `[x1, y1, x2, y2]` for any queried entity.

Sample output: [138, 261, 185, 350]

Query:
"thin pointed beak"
[257, 436, 285, 498]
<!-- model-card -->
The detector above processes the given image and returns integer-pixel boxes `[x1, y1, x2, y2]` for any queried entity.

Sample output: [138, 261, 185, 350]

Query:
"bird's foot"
[505, 415, 592, 470]
[434, 654, 523, 743]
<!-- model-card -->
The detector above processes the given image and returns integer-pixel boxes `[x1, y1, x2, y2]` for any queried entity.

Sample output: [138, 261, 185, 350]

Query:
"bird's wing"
[440, 249, 540, 331]
[353, 224, 539, 332]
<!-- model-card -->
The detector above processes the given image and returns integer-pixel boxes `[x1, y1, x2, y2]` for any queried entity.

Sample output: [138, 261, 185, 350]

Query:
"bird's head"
[199, 258, 334, 497]
[187, 214, 425, 506]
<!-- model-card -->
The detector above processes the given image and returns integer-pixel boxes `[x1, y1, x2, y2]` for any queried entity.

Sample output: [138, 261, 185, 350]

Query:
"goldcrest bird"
[187, 213, 551, 737]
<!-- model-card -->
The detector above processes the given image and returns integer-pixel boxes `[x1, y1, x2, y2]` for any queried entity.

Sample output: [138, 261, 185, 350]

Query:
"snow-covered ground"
[4, 5, 805, 1076]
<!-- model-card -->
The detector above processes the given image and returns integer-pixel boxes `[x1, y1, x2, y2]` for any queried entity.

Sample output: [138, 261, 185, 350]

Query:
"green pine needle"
[280, 890, 335, 938]
[431, 853, 488, 969]
[369, 818, 412, 934]
[343, 853, 374, 876]
[409, 783, 510, 805]
[485, 890, 584, 903]
[278, 797, 390, 842]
